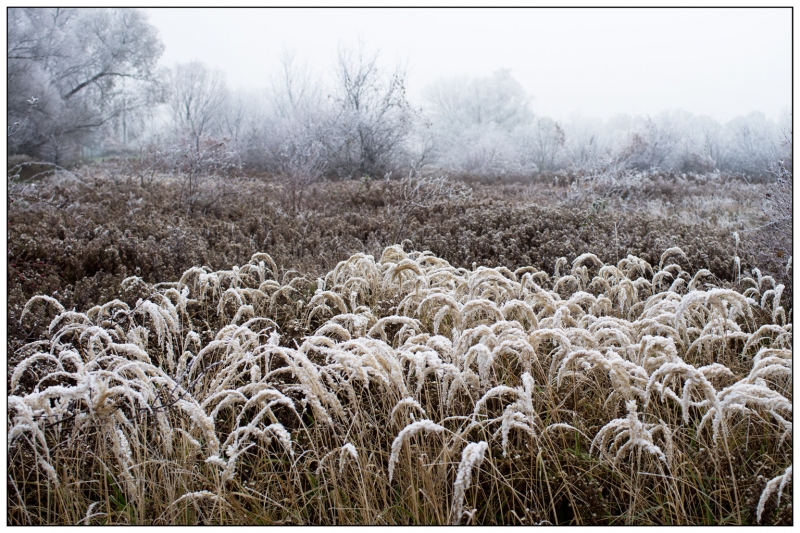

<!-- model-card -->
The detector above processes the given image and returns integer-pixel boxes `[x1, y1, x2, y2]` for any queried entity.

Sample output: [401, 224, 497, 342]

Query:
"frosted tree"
[562, 115, 616, 171]
[615, 113, 683, 171]
[424, 69, 532, 131]
[724, 112, 783, 176]
[528, 116, 566, 172]
[423, 69, 538, 179]
[165, 61, 229, 152]
[7, 8, 163, 163]
[695, 115, 726, 170]
[270, 50, 322, 122]
[328, 41, 418, 178]
[260, 52, 331, 207]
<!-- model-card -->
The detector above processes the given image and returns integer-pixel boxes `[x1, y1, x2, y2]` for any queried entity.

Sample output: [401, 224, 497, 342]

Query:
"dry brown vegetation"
[6, 166, 793, 525]
[8, 167, 788, 347]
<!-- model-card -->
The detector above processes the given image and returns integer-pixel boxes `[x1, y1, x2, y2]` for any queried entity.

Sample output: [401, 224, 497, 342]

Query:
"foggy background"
[142, 8, 791, 123]
[8, 7, 792, 178]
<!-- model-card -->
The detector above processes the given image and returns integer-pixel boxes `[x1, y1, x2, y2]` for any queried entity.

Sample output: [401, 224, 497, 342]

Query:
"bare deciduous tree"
[528, 117, 565, 173]
[271, 50, 321, 121]
[165, 61, 229, 152]
[329, 41, 417, 178]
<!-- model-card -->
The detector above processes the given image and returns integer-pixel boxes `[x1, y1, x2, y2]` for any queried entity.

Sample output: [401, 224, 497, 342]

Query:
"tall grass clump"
[8, 244, 791, 524]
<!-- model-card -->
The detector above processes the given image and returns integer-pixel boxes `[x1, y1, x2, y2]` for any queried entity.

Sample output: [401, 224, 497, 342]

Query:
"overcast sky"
[142, 7, 791, 123]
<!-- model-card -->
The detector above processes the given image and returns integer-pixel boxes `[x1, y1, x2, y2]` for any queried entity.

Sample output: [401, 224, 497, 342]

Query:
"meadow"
[7, 166, 792, 525]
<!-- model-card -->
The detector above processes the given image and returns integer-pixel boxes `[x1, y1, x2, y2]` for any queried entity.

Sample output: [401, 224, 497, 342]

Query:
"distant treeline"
[8, 8, 791, 179]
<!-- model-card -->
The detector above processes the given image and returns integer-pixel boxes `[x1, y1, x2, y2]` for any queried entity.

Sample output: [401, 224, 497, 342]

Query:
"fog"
[143, 7, 791, 123]
[8, 7, 792, 177]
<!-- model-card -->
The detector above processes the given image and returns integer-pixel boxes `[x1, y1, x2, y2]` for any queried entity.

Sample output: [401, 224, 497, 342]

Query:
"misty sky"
[142, 7, 791, 123]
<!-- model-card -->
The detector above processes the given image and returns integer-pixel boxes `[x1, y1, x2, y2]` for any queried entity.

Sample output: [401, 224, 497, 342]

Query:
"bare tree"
[528, 117, 565, 172]
[696, 116, 726, 170]
[270, 50, 321, 121]
[275, 132, 328, 212]
[165, 61, 228, 152]
[328, 41, 417, 178]
[563, 116, 614, 172]
[260, 51, 330, 191]
[764, 151, 792, 243]
[613, 114, 682, 171]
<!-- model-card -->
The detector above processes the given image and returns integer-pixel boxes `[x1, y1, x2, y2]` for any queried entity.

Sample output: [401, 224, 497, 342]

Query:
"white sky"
[142, 7, 792, 123]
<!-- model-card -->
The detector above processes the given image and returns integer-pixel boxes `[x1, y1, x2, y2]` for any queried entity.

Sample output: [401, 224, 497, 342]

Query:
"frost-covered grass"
[8, 245, 792, 525]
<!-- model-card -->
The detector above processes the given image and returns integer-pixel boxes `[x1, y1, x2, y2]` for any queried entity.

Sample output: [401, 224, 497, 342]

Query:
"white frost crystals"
[8, 245, 793, 524]
[591, 399, 672, 467]
[388, 420, 446, 483]
[757, 464, 792, 523]
[451, 441, 488, 525]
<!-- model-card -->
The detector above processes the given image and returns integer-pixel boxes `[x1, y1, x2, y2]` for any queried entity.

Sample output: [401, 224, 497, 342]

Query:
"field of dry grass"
[7, 166, 792, 524]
